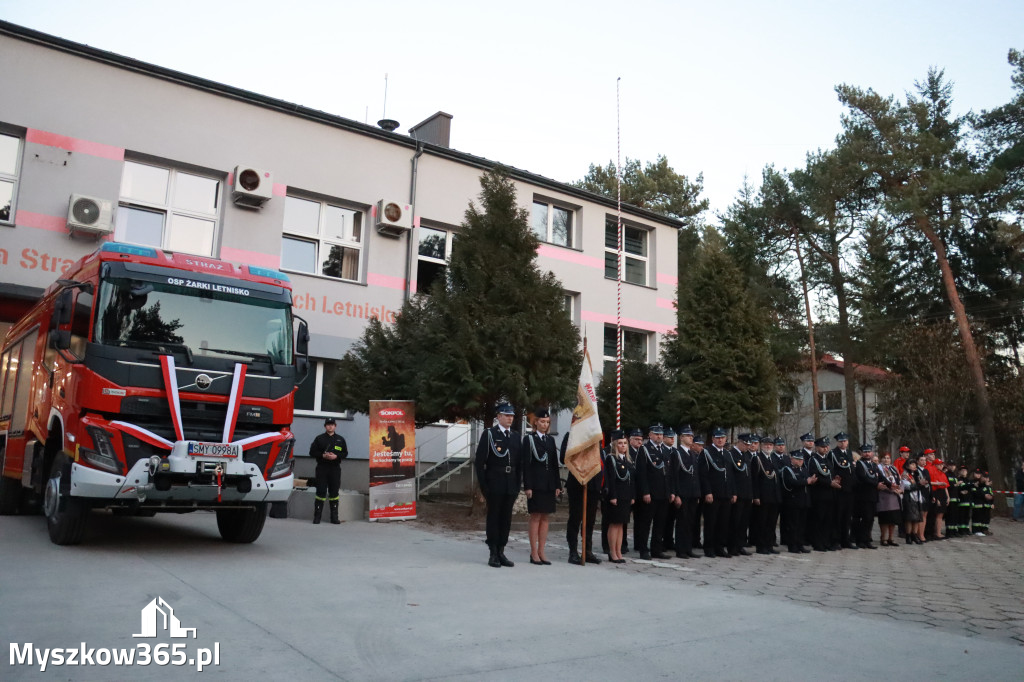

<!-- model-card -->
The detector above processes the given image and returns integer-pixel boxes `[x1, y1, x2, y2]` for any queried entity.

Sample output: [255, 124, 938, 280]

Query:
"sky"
[2, 0, 1022, 216]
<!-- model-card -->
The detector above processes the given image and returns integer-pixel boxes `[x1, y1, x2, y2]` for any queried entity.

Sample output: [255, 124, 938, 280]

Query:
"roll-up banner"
[368, 400, 417, 520]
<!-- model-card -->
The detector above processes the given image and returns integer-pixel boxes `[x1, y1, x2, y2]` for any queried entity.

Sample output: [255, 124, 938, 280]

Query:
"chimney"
[409, 111, 452, 148]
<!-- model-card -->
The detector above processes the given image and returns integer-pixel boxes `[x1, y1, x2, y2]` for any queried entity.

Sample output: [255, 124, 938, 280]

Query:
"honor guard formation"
[473, 411, 1000, 566]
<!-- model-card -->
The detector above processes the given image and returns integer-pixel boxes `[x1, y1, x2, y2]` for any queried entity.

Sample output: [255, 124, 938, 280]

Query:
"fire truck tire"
[216, 503, 268, 543]
[44, 454, 89, 545]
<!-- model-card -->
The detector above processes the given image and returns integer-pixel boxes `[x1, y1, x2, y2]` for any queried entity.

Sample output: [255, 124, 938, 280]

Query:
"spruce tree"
[334, 169, 581, 425]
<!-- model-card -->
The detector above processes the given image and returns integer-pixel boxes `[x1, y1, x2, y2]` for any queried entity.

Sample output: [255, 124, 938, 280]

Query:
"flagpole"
[615, 76, 623, 431]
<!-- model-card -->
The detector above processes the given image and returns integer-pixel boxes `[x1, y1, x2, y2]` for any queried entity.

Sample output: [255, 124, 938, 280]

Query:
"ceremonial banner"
[368, 400, 417, 520]
[564, 348, 603, 485]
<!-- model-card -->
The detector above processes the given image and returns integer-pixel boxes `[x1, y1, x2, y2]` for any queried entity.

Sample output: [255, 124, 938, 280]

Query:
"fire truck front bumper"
[69, 448, 293, 505]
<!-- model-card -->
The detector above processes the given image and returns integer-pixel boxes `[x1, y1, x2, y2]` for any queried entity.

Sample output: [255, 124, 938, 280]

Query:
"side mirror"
[296, 356, 309, 380]
[296, 319, 310, 356]
[53, 289, 73, 327]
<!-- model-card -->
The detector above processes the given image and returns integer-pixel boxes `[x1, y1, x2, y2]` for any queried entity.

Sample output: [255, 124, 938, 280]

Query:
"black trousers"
[852, 496, 876, 545]
[315, 464, 341, 500]
[783, 506, 808, 549]
[779, 505, 790, 546]
[692, 499, 703, 548]
[755, 502, 780, 552]
[728, 498, 752, 553]
[484, 492, 517, 548]
[672, 498, 698, 555]
[809, 492, 834, 550]
[634, 498, 669, 554]
[834, 492, 854, 546]
[566, 482, 598, 554]
[702, 497, 730, 555]
[749, 502, 762, 546]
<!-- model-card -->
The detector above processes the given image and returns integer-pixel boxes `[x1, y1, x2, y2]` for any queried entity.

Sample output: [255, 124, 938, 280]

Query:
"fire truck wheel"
[216, 503, 268, 543]
[43, 454, 89, 545]
[0, 449, 20, 515]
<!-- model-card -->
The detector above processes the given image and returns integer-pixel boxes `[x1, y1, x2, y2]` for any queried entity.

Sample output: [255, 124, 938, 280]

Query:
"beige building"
[0, 21, 681, 491]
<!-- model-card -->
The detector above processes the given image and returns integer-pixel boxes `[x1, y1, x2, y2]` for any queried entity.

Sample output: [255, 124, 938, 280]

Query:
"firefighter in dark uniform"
[690, 434, 706, 550]
[309, 417, 348, 524]
[781, 449, 814, 552]
[852, 443, 882, 549]
[830, 432, 857, 549]
[660, 427, 678, 551]
[700, 427, 736, 557]
[474, 403, 523, 568]
[634, 424, 673, 560]
[808, 436, 838, 551]
[562, 430, 602, 564]
[728, 434, 754, 556]
[751, 434, 781, 554]
[669, 425, 702, 558]
[773, 436, 791, 547]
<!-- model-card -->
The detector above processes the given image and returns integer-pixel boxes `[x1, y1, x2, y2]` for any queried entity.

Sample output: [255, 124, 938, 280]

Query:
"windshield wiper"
[126, 340, 194, 365]
[200, 347, 276, 372]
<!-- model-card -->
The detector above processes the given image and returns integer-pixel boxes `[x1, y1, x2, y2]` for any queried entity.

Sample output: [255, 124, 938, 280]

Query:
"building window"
[562, 292, 578, 324]
[417, 226, 451, 293]
[604, 219, 648, 285]
[531, 200, 573, 247]
[602, 325, 649, 377]
[818, 391, 842, 413]
[294, 360, 351, 418]
[281, 195, 363, 282]
[116, 160, 220, 256]
[778, 395, 795, 414]
[0, 132, 22, 223]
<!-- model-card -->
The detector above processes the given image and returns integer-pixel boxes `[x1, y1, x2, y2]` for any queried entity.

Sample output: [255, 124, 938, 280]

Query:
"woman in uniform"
[602, 429, 635, 564]
[522, 408, 561, 565]
[876, 452, 903, 547]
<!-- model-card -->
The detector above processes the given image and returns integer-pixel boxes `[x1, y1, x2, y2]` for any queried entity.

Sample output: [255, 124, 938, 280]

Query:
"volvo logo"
[195, 374, 213, 390]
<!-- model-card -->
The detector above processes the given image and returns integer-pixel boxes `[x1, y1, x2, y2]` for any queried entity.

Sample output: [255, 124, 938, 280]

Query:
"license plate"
[187, 441, 241, 458]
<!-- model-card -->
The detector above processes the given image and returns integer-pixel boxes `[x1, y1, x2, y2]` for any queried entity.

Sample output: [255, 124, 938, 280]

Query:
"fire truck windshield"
[94, 277, 293, 365]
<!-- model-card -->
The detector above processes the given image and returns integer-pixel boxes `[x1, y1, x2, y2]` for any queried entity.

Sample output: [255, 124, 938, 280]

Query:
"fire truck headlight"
[269, 439, 294, 478]
[82, 426, 124, 475]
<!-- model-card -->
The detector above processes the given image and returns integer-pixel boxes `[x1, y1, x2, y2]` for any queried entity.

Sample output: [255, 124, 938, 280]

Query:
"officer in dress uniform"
[808, 436, 838, 551]
[745, 434, 762, 548]
[309, 417, 349, 524]
[727, 433, 755, 557]
[634, 424, 673, 560]
[522, 408, 562, 565]
[851, 443, 882, 549]
[830, 432, 857, 550]
[781, 449, 814, 552]
[602, 429, 635, 563]
[669, 425, 702, 559]
[751, 434, 782, 554]
[660, 427, 678, 551]
[700, 427, 736, 558]
[690, 434, 706, 550]
[561, 430, 603, 565]
[773, 436, 791, 547]
[474, 403, 523, 568]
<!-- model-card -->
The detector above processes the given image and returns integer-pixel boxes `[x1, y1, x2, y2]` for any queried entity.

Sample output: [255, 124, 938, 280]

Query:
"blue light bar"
[100, 242, 158, 258]
[247, 266, 290, 282]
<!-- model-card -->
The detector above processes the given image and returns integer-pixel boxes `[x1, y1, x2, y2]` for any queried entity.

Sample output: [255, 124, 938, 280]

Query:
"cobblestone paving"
[415, 513, 1024, 646]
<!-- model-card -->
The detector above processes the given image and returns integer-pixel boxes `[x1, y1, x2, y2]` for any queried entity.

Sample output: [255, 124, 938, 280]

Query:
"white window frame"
[604, 218, 649, 286]
[562, 291, 579, 325]
[0, 131, 23, 225]
[116, 160, 221, 256]
[531, 199, 575, 248]
[281, 195, 364, 283]
[818, 390, 843, 413]
[294, 359, 353, 420]
[416, 224, 453, 294]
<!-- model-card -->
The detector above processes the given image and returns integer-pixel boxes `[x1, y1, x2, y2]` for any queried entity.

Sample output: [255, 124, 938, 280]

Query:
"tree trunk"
[793, 235, 820, 436]
[834, 272, 861, 449]
[917, 216, 1005, 489]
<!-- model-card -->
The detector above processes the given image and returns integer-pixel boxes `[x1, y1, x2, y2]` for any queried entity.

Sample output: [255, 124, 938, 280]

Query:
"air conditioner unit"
[67, 194, 114, 236]
[231, 165, 273, 208]
[375, 199, 412, 237]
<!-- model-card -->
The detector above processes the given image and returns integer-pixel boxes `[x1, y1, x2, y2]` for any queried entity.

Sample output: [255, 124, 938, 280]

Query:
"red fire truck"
[0, 242, 308, 545]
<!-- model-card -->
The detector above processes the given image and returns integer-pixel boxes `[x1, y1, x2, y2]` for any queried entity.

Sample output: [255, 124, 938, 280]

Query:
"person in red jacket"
[925, 452, 950, 540]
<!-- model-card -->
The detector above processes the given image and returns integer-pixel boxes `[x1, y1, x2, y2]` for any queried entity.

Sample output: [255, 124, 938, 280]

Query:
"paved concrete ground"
[1, 509, 1021, 681]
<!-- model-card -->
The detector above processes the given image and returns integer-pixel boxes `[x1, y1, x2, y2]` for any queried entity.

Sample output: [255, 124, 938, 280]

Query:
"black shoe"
[650, 552, 669, 560]
[497, 551, 514, 567]
[906, 537, 913, 544]
[612, 558, 626, 564]
[488, 549, 501, 568]
[756, 549, 771, 555]
[639, 551, 652, 560]
[541, 559, 551, 565]
[788, 546, 802, 553]
[800, 547, 812, 553]
[687, 552, 701, 559]
[585, 553, 602, 564]
[530, 557, 544, 565]
[734, 548, 751, 556]
[716, 550, 730, 558]
[863, 543, 878, 549]
[568, 552, 583, 565]
[769, 548, 780, 554]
